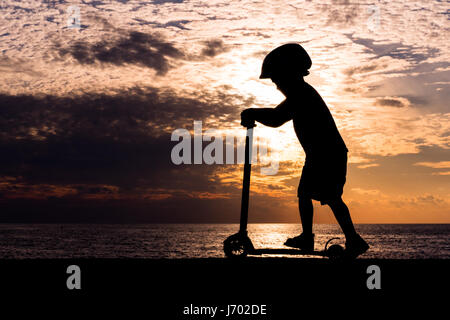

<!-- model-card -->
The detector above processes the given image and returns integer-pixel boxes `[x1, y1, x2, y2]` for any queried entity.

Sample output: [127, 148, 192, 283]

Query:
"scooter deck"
[248, 248, 327, 257]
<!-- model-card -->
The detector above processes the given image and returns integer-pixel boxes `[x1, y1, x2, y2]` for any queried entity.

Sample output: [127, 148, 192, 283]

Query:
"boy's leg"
[329, 197, 369, 257]
[299, 196, 313, 235]
[284, 196, 314, 250]
[328, 197, 357, 240]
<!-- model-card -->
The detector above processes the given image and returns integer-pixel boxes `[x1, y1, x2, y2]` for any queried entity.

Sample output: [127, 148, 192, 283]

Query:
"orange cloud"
[414, 161, 450, 169]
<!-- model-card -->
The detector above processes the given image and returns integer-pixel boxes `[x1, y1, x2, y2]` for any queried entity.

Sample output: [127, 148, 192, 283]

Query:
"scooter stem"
[239, 124, 255, 234]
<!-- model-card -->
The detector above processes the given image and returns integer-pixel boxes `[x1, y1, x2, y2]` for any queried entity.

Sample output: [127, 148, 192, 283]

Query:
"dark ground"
[1, 258, 448, 317]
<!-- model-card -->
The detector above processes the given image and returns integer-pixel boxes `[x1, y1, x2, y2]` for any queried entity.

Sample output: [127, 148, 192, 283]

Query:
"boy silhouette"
[241, 43, 369, 258]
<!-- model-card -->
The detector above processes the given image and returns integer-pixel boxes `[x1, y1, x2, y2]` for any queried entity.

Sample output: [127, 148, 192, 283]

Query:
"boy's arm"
[241, 100, 293, 128]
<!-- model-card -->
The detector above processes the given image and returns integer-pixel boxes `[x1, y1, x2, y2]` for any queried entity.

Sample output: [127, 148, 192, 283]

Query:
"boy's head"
[259, 43, 311, 83]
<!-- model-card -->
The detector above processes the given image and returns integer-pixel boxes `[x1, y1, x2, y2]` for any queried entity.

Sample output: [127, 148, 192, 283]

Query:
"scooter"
[223, 123, 345, 260]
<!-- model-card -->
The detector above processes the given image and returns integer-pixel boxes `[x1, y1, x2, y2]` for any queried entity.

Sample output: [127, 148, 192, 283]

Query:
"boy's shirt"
[275, 82, 348, 157]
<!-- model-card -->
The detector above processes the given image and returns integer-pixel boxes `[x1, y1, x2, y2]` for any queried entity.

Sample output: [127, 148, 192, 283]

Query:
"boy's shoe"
[345, 234, 369, 258]
[284, 233, 314, 252]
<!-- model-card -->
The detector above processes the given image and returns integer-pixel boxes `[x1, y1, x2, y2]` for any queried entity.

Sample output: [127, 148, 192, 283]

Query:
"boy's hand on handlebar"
[241, 108, 256, 128]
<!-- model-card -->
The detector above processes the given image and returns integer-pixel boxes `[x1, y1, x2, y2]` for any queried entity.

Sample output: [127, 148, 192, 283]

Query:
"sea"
[0, 224, 449, 259]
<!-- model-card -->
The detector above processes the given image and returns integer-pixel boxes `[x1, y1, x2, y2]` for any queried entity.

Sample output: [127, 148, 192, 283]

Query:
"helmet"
[259, 43, 312, 79]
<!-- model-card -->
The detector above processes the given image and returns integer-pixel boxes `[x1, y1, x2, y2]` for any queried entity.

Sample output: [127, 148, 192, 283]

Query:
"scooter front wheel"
[223, 233, 252, 258]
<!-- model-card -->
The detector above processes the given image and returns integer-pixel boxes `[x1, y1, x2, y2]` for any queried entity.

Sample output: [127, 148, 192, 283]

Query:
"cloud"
[55, 28, 231, 75]
[364, 68, 450, 112]
[322, 3, 361, 26]
[432, 171, 450, 176]
[414, 161, 450, 169]
[152, 0, 184, 4]
[57, 31, 185, 75]
[375, 97, 408, 108]
[0, 56, 43, 77]
[413, 194, 446, 205]
[351, 187, 381, 196]
[132, 18, 192, 30]
[356, 163, 380, 169]
[346, 34, 440, 63]
[344, 61, 387, 77]
[200, 39, 229, 57]
[0, 85, 254, 194]
[346, 146, 450, 202]
[0, 84, 252, 142]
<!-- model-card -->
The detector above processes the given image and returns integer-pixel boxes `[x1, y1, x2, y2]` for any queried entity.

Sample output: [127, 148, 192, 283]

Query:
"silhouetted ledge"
[2, 258, 447, 290]
[1, 258, 447, 315]
[2, 257, 448, 264]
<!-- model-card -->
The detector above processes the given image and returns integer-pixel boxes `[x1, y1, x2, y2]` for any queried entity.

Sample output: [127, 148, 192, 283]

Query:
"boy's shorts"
[297, 151, 347, 205]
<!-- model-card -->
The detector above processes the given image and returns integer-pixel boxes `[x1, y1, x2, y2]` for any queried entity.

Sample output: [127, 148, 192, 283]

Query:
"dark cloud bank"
[0, 86, 257, 223]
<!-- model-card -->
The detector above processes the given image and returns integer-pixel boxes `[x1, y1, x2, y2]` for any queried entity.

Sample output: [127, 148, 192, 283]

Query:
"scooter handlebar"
[241, 119, 256, 129]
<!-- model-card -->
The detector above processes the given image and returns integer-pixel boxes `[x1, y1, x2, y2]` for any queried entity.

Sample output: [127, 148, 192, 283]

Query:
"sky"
[0, 0, 449, 223]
